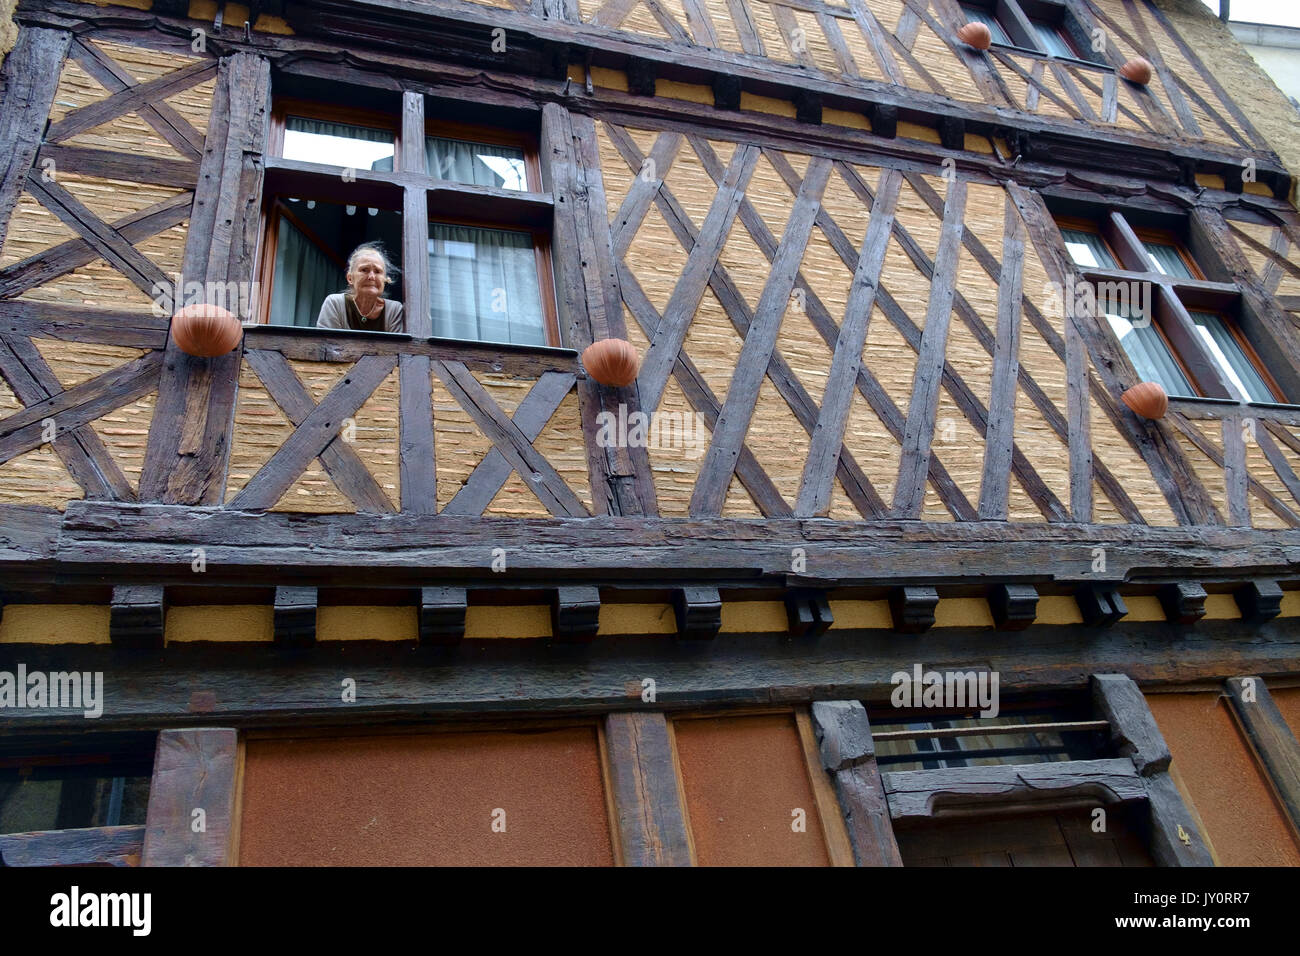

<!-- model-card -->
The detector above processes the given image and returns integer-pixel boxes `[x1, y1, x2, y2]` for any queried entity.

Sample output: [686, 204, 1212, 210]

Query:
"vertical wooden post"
[809, 700, 902, 866]
[142, 728, 244, 866]
[140, 53, 271, 505]
[1225, 676, 1300, 842]
[399, 90, 437, 513]
[603, 712, 694, 866]
[0, 27, 72, 253]
[1092, 674, 1216, 866]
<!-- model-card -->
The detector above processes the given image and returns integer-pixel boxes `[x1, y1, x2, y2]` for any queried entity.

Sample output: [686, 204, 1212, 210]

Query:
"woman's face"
[348, 253, 386, 298]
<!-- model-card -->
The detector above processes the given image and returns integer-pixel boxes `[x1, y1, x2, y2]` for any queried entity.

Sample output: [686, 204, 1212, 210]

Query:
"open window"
[959, 0, 1095, 63]
[257, 85, 559, 347]
[1054, 211, 1288, 404]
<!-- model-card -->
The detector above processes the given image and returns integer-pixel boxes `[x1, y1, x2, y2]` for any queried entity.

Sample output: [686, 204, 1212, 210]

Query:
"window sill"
[986, 43, 1106, 72]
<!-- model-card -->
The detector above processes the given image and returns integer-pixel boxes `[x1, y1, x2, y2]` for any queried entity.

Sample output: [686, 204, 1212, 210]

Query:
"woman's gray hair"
[346, 243, 399, 287]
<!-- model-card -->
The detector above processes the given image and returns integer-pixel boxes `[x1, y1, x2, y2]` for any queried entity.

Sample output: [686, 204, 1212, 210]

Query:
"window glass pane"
[2, 758, 152, 833]
[1031, 19, 1074, 57]
[426, 137, 528, 191]
[1061, 228, 1117, 269]
[269, 199, 403, 328]
[1188, 311, 1276, 402]
[1105, 309, 1196, 397]
[428, 223, 546, 346]
[283, 116, 395, 172]
[959, 4, 1010, 44]
[1142, 240, 1195, 279]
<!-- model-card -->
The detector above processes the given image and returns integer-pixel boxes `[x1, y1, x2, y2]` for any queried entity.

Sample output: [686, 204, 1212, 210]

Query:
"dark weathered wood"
[0, 28, 71, 255]
[400, 91, 432, 339]
[1144, 771, 1215, 867]
[229, 354, 398, 511]
[892, 180, 967, 517]
[1158, 581, 1208, 626]
[141, 728, 242, 866]
[243, 349, 397, 514]
[1234, 579, 1284, 626]
[551, 585, 601, 642]
[110, 585, 166, 649]
[811, 700, 901, 867]
[0, 504, 61, 562]
[988, 583, 1038, 631]
[398, 354, 437, 515]
[796, 168, 902, 517]
[979, 196, 1026, 520]
[672, 586, 721, 640]
[1223, 415, 1249, 527]
[1168, 413, 1295, 527]
[882, 758, 1147, 820]
[1224, 676, 1300, 841]
[36, 144, 200, 189]
[785, 588, 834, 638]
[273, 586, 316, 646]
[1076, 584, 1128, 628]
[691, 157, 832, 517]
[419, 586, 467, 645]
[46, 57, 217, 145]
[889, 586, 938, 633]
[603, 712, 693, 866]
[0, 825, 143, 867]
[1091, 673, 1171, 777]
[140, 53, 270, 507]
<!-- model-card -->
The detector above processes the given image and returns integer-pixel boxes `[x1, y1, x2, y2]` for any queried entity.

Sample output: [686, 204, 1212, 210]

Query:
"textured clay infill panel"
[1146, 692, 1300, 866]
[673, 713, 830, 867]
[1273, 688, 1300, 743]
[239, 728, 614, 866]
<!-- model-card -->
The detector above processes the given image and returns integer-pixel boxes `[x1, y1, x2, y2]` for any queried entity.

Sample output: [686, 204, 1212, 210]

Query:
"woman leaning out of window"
[316, 244, 405, 333]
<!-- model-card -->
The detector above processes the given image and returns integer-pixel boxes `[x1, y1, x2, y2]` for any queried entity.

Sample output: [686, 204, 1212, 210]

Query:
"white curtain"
[1190, 311, 1274, 402]
[1105, 311, 1195, 396]
[271, 215, 345, 327]
[426, 137, 527, 190]
[428, 224, 545, 345]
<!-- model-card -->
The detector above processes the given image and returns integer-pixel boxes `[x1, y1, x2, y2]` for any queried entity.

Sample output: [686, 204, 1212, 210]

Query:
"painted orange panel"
[1146, 692, 1300, 866]
[239, 727, 614, 866]
[1273, 688, 1300, 742]
[673, 713, 830, 866]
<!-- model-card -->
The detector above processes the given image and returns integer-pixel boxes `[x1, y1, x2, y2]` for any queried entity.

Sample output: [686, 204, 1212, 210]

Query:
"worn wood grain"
[603, 712, 694, 866]
[141, 728, 243, 866]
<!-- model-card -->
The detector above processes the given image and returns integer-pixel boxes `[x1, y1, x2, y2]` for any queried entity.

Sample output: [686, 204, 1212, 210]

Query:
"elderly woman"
[316, 244, 405, 333]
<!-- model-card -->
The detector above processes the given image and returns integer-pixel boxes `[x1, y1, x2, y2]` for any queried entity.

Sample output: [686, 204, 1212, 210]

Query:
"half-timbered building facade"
[1, 0, 1299, 866]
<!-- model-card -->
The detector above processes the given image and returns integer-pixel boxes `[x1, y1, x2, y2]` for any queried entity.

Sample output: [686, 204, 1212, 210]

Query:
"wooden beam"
[1091, 674, 1171, 777]
[810, 700, 902, 867]
[551, 585, 601, 642]
[603, 712, 694, 866]
[109, 585, 166, 649]
[1076, 584, 1128, 627]
[141, 728, 243, 866]
[672, 586, 721, 640]
[0, 825, 143, 867]
[1235, 579, 1284, 626]
[1158, 581, 1208, 626]
[1143, 771, 1215, 866]
[785, 589, 834, 638]
[418, 586, 467, 645]
[979, 196, 1026, 520]
[889, 586, 938, 633]
[1224, 676, 1300, 842]
[273, 586, 316, 646]
[988, 583, 1038, 631]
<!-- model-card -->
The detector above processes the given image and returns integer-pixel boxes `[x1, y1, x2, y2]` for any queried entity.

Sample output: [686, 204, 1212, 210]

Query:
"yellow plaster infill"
[1244, 182, 1273, 196]
[822, 107, 871, 132]
[740, 91, 796, 118]
[91, 0, 151, 8]
[1203, 593, 1242, 620]
[1281, 590, 1300, 617]
[897, 121, 941, 145]
[1037, 595, 1083, 625]
[720, 601, 788, 633]
[165, 605, 273, 643]
[656, 79, 712, 106]
[189, 0, 293, 33]
[465, 604, 551, 639]
[318, 605, 417, 641]
[827, 600, 893, 629]
[1120, 594, 1165, 622]
[934, 597, 995, 628]
[599, 603, 676, 636]
[0, 606, 110, 644]
[1196, 173, 1226, 190]
[964, 133, 993, 154]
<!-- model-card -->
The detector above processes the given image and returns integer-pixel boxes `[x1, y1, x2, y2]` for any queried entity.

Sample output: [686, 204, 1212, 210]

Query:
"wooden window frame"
[257, 91, 560, 348]
[961, 0, 1096, 64]
[1054, 210, 1290, 404]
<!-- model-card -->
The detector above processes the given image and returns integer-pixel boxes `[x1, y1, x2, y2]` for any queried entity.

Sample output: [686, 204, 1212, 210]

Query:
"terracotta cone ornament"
[1120, 57, 1154, 86]
[1122, 381, 1168, 420]
[957, 22, 993, 51]
[582, 338, 640, 388]
[171, 303, 243, 358]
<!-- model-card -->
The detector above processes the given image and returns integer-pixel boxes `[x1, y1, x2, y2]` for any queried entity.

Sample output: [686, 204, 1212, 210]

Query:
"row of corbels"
[956, 20, 1154, 86]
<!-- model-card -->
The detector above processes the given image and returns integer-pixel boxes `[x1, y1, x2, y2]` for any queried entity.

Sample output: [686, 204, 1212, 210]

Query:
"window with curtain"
[1031, 19, 1075, 58]
[959, 3, 1011, 45]
[1188, 311, 1276, 402]
[1061, 227, 1118, 269]
[426, 136, 528, 191]
[428, 223, 547, 346]
[1105, 310, 1195, 398]
[283, 116, 395, 172]
[1142, 240, 1196, 279]
[271, 215, 346, 328]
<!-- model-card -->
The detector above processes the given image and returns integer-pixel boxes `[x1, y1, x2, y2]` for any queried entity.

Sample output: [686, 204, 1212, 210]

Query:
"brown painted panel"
[673, 713, 830, 866]
[238, 727, 614, 866]
[1147, 692, 1300, 866]
[1273, 687, 1300, 742]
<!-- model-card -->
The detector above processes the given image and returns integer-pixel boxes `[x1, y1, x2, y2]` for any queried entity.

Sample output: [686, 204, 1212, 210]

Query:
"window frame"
[1055, 210, 1289, 404]
[960, 0, 1098, 65]
[257, 91, 561, 349]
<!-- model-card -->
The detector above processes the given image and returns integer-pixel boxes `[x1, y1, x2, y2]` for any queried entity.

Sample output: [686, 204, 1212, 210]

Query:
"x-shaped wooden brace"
[230, 351, 399, 513]
[0, 333, 161, 499]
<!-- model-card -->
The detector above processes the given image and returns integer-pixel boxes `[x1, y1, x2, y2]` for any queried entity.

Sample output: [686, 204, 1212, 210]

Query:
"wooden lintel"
[712, 73, 741, 110]
[793, 89, 822, 125]
[551, 585, 601, 642]
[1076, 584, 1127, 627]
[988, 583, 1038, 631]
[142, 727, 243, 866]
[785, 588, 833, 637]
[1091, 674, 1172, 777]
[672, 586, 721, 640]
[0, 825, 143, 867]
[810, 700, 901, 867]
[273, 585, 317, 646]
[418, 586, 467, 645]
[869, 103, 897, 139]
[109, 585, 166, 649]
[625, 56, 656, 97]
[938, 115, 965, 151]
[889, 586, 938, 633]
[1234, 580, 1285, 625]
[1158, 581, 1208, 625]
[603, 712, 693, 866]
